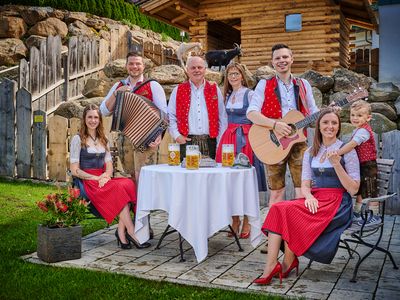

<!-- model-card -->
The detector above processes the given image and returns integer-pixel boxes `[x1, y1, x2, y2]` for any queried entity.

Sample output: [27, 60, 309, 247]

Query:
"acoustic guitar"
[248, 89, 368, 165]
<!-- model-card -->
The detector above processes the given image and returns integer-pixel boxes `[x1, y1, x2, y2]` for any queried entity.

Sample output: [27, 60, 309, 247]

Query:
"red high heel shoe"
[282, 257, 299, 278]
[253, 262, 282, 285]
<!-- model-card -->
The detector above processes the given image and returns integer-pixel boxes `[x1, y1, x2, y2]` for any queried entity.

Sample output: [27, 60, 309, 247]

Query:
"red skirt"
[83, 169, 136, 224]
[216, 123, 254, 165]
[262, 188, 344, 256]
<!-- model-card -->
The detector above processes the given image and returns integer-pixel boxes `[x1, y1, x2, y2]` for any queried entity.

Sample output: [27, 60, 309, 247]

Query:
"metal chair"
[307, 159, 398, 282]
[343, 158, 398, 282]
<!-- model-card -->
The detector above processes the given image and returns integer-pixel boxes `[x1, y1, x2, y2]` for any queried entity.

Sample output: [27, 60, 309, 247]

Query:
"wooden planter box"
[37, 225, 82, 263]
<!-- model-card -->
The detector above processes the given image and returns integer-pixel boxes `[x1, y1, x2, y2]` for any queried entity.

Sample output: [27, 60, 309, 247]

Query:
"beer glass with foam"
[222, 144, 235, 167]
[186, 145, 201, 170]
[168, 143, 180, 166]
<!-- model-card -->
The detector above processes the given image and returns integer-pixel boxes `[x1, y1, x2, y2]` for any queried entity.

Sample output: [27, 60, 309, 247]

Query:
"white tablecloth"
[134, 164, 262, 262]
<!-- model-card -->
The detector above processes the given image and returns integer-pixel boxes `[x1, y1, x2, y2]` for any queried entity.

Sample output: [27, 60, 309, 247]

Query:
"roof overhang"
[135, 0, 378, 33]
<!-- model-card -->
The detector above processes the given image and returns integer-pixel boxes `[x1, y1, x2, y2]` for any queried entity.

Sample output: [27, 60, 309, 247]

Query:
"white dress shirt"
[100, 75, 167, 116]
[247, 76, 319, 116]
[168, 80, 228, 142]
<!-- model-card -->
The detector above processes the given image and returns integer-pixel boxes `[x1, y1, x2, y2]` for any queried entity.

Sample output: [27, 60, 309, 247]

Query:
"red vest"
[261, 76, 309, 118]
[116, 80, 153, 101]
[176, 81, 219, 138]
[354, 123, 377, 163]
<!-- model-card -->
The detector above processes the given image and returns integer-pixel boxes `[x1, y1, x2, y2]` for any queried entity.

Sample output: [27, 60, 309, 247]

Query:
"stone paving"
[23, 206, 400, 300]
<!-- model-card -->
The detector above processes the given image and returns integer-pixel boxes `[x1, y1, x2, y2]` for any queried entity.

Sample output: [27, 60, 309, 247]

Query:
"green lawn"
[0, 178, 281, 300]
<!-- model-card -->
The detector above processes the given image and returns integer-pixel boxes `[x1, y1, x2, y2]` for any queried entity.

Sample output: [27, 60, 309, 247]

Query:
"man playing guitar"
[247, 44, 319, 208]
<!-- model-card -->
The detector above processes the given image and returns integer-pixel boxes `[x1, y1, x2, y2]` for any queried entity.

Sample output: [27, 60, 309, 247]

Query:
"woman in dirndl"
[253, 108, 360, 285]
[216, 62, 267, 239]
[70, 104, 150, 250]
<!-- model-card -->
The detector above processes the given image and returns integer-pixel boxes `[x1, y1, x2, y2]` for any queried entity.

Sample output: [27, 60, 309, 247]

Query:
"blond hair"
[351, 100, 371, 114]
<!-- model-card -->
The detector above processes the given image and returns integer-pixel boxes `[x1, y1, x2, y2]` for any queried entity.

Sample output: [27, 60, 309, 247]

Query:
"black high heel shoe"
[126, 232, 151, 249]
[115, 229, 132, 249]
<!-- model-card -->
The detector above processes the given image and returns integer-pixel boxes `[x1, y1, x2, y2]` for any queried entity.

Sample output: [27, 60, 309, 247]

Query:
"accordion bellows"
[111, 91, 168, 152]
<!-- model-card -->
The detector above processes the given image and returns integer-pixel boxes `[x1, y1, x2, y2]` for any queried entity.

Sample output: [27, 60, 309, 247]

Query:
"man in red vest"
[100, 51, 167, 181]
[247, 43, 319, 210]
[168, 56, 227, 159]
[100, 52, 167, 239]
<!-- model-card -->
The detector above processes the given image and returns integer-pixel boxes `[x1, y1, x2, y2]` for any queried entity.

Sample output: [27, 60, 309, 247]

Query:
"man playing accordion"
[100, 51, 167, 181]
[100, 52, 167, 239]
[168, 56, 228, 159]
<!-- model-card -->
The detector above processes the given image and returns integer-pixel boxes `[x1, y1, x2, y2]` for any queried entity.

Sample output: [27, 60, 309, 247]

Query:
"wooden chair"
[343, 158, 398, 282]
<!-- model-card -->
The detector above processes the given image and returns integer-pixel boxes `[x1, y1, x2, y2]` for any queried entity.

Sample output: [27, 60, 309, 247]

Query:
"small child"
[335, 100, 379, 225]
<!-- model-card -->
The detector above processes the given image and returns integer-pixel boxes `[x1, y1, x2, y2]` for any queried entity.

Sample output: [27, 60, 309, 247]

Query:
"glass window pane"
[286, 14, 302, 32]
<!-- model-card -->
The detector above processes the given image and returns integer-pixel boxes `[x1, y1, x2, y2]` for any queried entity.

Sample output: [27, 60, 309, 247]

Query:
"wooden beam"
[171, 13, 188, 23]
[142, 0, 171, 12]
[175, 1, 198, 17]
[149, 1, 175, 14]
[346, 18, 375, 30]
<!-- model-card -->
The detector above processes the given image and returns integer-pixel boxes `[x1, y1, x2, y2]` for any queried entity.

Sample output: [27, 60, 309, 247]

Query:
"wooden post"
[382, 130, 400, 214]
[16, 88, 32, 178]
[0, 79, 17, 177]
[63, 54, 69, 101]
[48, 115, 68, 181]
[32, 110, 46, 179]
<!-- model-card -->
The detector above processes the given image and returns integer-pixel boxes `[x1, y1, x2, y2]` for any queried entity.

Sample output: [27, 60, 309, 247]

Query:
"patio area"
[23, 205, 400, 300]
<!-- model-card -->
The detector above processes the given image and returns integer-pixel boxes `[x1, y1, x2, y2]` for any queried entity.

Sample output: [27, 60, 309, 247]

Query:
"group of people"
[70, 43, 378, 285]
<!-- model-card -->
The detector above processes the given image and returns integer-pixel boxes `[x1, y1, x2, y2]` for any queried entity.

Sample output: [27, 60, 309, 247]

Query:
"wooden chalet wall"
[190, 0, 350, 74]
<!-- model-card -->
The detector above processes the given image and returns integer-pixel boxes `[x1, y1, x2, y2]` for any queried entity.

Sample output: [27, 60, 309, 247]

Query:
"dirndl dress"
[216, 89, 267, 191]
[79, 148, 136, 224]
[262, 159, 352, 264]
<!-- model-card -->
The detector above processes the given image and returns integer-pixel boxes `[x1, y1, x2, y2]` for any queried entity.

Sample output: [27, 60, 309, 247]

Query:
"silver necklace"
[89, 134, 98, 146]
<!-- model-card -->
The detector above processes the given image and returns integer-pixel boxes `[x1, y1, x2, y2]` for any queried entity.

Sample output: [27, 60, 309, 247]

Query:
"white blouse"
[225, 87, 254, 110]
[69, 135, 112, 164]
[302, 139, 360, 181]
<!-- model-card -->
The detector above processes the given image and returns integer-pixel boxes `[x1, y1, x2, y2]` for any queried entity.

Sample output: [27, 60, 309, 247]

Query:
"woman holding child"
[253, 108, 360, 285]
[70, 104, 150, 250]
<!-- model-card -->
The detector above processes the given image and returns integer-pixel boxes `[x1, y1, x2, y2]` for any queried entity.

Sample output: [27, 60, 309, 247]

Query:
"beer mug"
[186, 145, 201, 170]
[222, 144, 235, 167]
[168, 143, 180, 166]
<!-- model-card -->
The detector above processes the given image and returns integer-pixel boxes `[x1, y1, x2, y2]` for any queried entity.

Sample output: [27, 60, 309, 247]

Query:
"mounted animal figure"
[176, 42, 202, 68]
[205, 43, 242, 71]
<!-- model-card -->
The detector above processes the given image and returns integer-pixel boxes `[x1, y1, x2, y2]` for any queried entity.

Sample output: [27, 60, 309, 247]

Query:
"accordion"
[111, 91, 168, 152]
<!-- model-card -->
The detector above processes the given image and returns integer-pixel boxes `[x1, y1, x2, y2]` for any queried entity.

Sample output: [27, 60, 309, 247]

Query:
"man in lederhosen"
[100, 51, 167, 238]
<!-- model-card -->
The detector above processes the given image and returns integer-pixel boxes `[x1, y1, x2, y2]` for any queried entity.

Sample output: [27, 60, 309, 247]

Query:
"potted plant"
[36, 187, 87, 263]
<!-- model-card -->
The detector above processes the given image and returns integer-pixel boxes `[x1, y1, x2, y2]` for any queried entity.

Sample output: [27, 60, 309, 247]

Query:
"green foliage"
[14, 0, 181, 40]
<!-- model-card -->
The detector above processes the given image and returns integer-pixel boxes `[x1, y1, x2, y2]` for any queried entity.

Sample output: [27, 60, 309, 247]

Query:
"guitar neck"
[295, 97, 350, 129]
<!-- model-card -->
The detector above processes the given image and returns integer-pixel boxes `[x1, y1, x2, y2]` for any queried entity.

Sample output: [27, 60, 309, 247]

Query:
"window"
[285, 14, 302, 32]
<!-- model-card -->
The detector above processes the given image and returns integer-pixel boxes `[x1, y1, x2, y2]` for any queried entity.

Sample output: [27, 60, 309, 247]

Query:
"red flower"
[56, 201, 68, 213]
[68, 187, 80, 199]
[37, 201, 48, 212]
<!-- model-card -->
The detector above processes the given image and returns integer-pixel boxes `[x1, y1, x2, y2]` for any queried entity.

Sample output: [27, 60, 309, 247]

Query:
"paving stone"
[302, 269, 340, 282]
[307, 261, 346, 273]
[116, 254, 171, 274]
[248, 278, 291, 294]
[84, 247, 117, 258]
[231, 260, 264, 273]
[60, 254, 100, 266]
[178, 268, 220, 283]
[212, 269, 255, 288]
[341, 267, 380, 282]
[335, 278, 377, 293]
[378, 276, 400, 291]
[287, 290, 329, 300]
[290, 278, 335, 295]
[380, 263, 400, 280]
[150, 257, 198, 278]
[327, 288, 373, 300]
[87, 254, 134, 270]
[375, 288, 400, 299]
